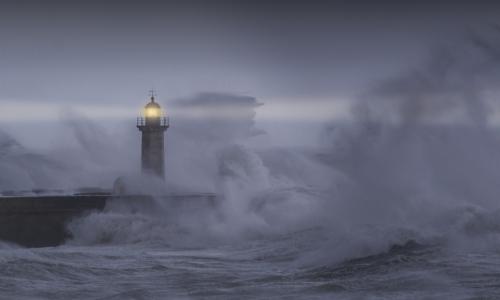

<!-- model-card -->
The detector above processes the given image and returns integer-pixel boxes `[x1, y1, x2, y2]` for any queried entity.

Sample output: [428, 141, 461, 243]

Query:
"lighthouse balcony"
[137, 117, 169, 128]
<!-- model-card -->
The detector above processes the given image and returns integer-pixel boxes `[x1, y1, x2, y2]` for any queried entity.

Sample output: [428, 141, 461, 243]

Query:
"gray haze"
[2, 1, 500, 149]
[1, 1, 500, 103]
[2, 1, 500, 146]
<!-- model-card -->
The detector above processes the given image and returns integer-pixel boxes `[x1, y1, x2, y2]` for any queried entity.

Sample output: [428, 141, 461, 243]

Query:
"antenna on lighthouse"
[149, 89, 156, 102]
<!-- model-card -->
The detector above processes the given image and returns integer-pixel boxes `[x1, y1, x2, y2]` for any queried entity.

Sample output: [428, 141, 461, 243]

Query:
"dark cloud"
[1, 0, 500, 104]
[171, 93, 264, 142]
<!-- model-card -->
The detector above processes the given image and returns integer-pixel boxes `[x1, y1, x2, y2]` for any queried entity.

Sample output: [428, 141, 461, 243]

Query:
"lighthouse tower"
[137, 92, 169, 179]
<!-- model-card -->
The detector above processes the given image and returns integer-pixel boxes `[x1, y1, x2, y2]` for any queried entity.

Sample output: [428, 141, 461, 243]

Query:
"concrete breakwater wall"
[0, 194, 216, 247]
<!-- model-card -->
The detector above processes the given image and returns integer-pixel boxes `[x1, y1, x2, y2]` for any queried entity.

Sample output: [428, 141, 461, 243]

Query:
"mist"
[4, 28, 500, 271]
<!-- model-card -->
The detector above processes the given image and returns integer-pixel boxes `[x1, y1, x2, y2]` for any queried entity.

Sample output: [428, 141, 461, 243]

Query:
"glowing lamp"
[144, 96, 162, 119]
[145, 106, 161, 118]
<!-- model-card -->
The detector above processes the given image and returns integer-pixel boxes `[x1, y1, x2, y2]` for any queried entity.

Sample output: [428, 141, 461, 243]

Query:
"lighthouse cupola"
[137, 92, 169, 179]
[144, 96, 162, 123]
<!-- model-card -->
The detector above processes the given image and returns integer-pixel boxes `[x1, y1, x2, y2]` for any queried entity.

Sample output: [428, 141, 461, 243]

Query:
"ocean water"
[1, 227, 500, 299]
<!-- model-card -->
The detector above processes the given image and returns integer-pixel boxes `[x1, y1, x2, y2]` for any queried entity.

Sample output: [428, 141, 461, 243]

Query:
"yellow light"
[145, 107, 160, 118]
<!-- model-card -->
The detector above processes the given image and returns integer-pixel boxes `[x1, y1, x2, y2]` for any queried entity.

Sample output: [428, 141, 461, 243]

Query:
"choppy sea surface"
[1, 227, 500, 300]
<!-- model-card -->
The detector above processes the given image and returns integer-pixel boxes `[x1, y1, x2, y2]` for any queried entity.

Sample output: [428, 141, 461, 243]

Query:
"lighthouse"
[137, 92, 169, 179]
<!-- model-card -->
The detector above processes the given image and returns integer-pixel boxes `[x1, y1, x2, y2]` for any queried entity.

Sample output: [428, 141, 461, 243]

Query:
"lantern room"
[145, 97, 162, 118]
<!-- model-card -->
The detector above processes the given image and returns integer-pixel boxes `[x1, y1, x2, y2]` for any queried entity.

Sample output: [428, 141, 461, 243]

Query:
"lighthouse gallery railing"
[136, 117, 169, 127]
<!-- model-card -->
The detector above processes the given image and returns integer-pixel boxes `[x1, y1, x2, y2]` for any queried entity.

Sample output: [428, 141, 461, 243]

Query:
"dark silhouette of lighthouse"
[137, 91, 169, 178]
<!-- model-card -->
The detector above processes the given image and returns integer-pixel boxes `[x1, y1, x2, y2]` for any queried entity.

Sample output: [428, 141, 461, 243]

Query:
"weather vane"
[149, 88, 157, 101]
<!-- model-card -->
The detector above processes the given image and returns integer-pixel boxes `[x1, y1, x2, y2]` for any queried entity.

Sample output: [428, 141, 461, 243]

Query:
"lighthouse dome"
[145, 99, 160, 109]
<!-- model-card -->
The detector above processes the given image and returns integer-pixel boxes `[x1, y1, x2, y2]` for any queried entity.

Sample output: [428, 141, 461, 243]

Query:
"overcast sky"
[2, 0, 500, 146]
